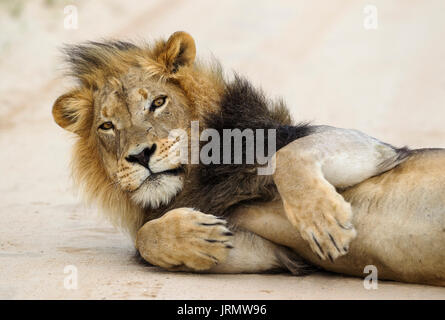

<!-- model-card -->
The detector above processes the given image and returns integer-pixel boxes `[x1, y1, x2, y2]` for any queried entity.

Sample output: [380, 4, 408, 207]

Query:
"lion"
[52, 31, 445, 286]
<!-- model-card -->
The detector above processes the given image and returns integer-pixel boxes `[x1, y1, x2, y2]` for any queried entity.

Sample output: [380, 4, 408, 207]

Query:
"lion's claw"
[282, 189, 357, 261]
[136, 208, 233, 271]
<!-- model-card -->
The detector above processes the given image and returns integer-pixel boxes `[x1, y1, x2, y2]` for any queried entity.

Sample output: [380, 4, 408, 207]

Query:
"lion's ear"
[52, 89, 93, 136]
[159, 31, 196, 74]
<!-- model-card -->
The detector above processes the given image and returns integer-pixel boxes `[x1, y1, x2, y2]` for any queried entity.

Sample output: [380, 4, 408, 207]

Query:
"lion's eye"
[99, 121, 114, 130]
[150, 96, 167, 112]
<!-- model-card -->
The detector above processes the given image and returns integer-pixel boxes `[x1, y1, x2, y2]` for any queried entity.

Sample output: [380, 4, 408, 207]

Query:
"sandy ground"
[1, 0, 445, 299]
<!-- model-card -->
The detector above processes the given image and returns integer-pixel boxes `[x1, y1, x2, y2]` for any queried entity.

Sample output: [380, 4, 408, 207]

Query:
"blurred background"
[1, 0, 445, 299]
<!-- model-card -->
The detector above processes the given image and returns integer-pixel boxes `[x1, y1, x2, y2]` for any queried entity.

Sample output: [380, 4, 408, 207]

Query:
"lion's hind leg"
[273, 125, 409, 261]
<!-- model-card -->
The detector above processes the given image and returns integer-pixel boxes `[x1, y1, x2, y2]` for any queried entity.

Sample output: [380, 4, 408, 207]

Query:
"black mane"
[146, 76, 313, 220]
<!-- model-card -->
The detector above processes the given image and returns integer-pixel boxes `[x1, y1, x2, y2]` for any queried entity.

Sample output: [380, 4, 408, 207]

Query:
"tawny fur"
[53, 31, 445, 286]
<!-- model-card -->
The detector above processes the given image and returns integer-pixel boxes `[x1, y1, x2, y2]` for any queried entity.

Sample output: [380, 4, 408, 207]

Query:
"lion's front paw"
[283, 188, 357, 262]
[136, 208, 234, 271]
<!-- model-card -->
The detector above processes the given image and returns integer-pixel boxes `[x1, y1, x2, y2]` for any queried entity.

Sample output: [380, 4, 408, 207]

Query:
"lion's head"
[52, 32, 224, 237]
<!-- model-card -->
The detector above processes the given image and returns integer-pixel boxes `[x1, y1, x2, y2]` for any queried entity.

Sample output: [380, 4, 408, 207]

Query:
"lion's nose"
[125, 144, 157, 169]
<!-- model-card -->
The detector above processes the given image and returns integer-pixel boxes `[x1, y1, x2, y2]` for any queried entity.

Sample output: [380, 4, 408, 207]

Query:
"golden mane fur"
[54, 32, 226, 238]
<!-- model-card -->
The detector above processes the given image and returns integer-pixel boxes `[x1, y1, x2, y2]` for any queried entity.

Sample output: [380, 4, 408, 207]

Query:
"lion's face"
[52, 32, 222, 216]
[93, 69, 192, 208]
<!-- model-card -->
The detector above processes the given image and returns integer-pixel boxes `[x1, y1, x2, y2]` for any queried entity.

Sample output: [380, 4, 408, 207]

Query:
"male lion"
[53, 31, 445, 286]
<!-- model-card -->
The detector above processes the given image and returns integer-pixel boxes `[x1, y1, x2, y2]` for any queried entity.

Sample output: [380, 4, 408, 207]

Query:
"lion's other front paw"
[283, 189, 357, 262]
[136, 208, 234, 271]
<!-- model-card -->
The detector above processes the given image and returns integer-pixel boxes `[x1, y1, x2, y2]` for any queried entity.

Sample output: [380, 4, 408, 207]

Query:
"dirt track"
[1, 0, 445, 299]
